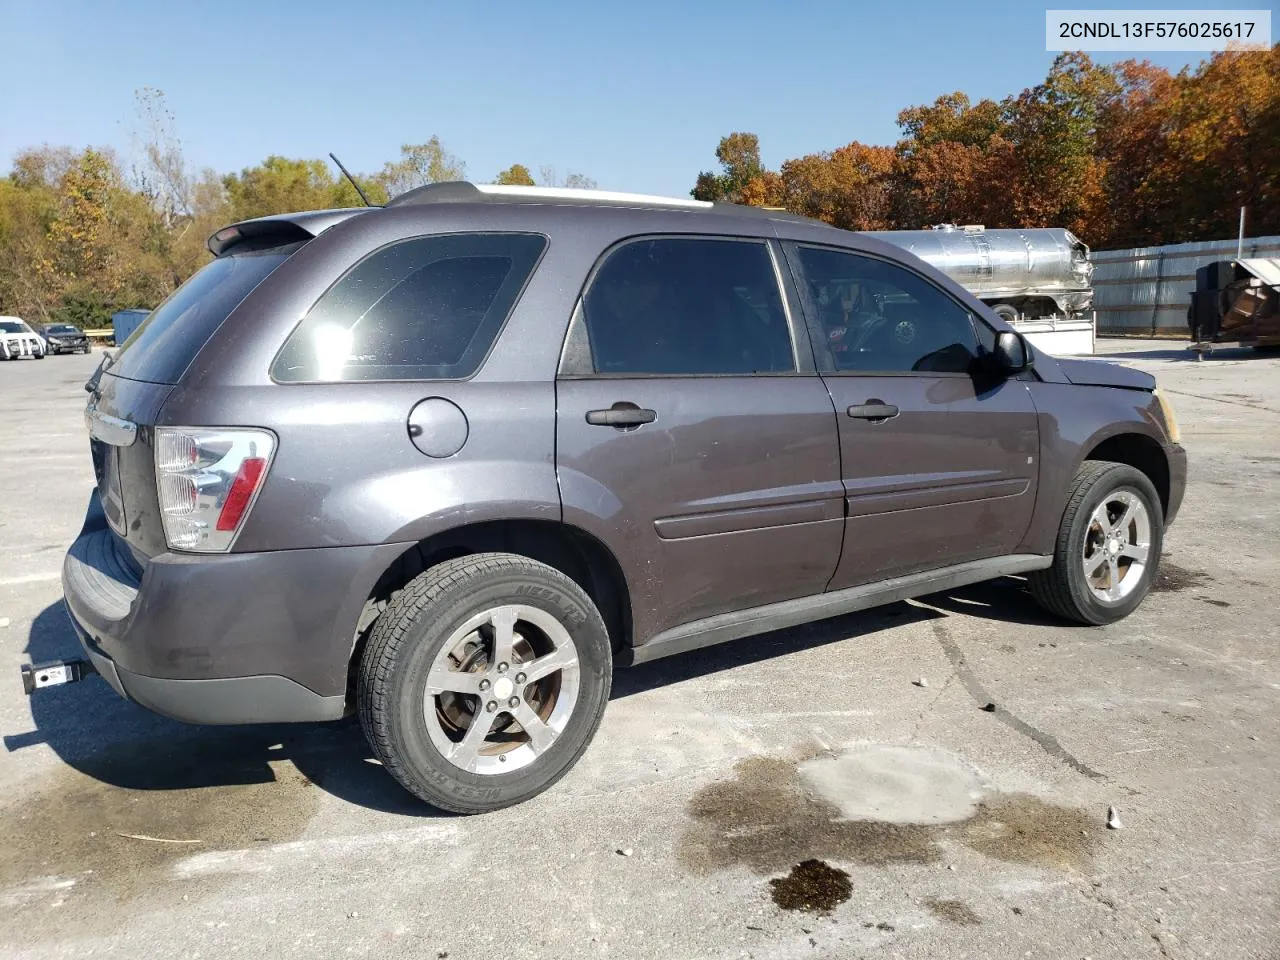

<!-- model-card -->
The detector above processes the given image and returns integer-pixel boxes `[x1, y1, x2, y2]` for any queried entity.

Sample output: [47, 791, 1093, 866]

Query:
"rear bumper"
[1164, 441, 1187, 527]
[62, 490, 406, 725]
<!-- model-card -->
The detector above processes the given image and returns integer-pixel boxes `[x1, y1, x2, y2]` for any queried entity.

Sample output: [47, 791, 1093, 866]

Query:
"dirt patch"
[0, 739, 321, 943]
[1151, 561, 1212, 593]
[680, 750, 1100, 883]
[924, 898, 981, 925]
[769, 859, 852, 913]
[1198, 597, 1232, 608]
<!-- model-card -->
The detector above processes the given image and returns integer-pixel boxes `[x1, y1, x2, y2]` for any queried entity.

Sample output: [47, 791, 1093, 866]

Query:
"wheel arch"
[1081, 432, 1171, 517]
[348, 519, 633, 698]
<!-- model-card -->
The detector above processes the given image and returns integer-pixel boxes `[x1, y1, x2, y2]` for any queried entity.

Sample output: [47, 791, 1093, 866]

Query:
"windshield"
[0, 321, 27, 334]
[110, 246, 297, 384]
[47, 324, 79, 334]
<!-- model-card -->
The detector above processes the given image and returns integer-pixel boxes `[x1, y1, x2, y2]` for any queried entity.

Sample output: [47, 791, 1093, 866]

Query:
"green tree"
[222, 156, 339, 221]
[495, 163, 536, 185]
[377, 137, 466, 198]
[691, 132, 765, 201]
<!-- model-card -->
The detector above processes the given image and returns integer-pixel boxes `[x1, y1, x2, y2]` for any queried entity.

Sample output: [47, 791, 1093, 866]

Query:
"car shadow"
[913, 575, 1079, 628]
[611, 600, 946, 698]
[7, 578, 1069, 811]
[1094, 343, 1262, 362]
[5, 601, 439, 818]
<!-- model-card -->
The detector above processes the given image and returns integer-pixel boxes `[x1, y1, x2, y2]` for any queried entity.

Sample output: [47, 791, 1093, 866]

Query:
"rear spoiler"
[207, 208, 374, 257]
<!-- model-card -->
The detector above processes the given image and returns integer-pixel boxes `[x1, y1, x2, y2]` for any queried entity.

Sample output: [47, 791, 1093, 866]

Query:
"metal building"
[1092, 235, 1280, 337]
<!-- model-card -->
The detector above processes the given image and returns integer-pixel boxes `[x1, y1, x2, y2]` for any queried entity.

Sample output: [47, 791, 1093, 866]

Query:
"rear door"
[556, 236, 844, 646]
[783, 242, 1039, 590]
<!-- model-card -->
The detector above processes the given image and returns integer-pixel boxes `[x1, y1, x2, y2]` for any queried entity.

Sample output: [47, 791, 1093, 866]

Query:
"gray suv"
[36, 183, 1186, 813]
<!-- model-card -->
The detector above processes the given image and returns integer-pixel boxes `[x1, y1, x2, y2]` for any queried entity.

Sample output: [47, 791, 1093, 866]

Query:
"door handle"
[586, 404, 657, 428]
[847, 401, 899, 422]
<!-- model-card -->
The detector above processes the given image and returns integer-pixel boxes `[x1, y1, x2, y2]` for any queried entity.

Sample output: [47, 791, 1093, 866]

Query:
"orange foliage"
[693, 46, 1280, 247]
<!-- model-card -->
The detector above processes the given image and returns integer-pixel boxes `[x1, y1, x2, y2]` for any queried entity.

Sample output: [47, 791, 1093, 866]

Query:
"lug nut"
[497, 662, 509, 674]
[507, 696, 519, 708]
[486, 700, 497, 712]
[515, 672, 527, 684]
[479, 678, 491, 691]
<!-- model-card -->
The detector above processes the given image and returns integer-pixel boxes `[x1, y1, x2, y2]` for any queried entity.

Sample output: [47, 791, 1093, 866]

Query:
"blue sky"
[0, 0, 1247, 197]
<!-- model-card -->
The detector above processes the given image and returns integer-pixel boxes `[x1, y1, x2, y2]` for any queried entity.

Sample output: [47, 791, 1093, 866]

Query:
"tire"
[34, 350, 45, 360]
[1029, 460, 1164, 625]
[358, 552, 612, 813]
[993, 303, 1020, 324]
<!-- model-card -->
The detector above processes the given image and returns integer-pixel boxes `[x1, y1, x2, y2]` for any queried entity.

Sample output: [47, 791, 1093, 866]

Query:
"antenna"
[329, 152, 373, 207]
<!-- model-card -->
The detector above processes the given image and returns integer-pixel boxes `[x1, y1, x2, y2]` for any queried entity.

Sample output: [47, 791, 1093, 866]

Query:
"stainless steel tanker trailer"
[866, 224, 1096, 355]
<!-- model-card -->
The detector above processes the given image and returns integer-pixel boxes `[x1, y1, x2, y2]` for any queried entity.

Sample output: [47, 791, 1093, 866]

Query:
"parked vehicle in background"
[36, 323, 91, 355]
[25, 184, 1185, 814]
[0, 317, 46, 360]
[869, 225, 1096, 355]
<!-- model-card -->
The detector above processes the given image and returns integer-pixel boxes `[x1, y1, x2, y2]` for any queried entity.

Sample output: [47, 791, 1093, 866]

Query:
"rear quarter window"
[271, 233, 547, 383]
[110, 246, 297, 384]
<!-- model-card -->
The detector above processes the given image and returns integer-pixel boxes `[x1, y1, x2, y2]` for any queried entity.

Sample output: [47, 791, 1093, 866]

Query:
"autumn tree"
[494, 164, 536, 185]
[378, 137, 466, 198]
[779, 142, 895, 230]
[691, 132, 766, 202]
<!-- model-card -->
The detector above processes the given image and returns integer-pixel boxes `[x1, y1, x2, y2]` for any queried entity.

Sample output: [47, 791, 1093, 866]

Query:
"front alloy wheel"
[1029, 460, 1165, 625]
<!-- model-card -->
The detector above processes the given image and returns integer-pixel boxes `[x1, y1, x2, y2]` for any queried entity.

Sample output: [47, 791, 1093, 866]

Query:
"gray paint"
[60, 195, 1187, 722]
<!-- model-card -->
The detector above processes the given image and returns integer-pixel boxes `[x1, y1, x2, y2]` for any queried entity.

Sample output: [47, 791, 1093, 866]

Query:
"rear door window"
[272, 233, 546, 382]
[110, 246, 296, 384]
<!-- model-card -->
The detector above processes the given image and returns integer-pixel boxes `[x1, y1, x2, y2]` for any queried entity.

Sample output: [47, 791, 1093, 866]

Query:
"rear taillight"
[154, 427, 276, 552]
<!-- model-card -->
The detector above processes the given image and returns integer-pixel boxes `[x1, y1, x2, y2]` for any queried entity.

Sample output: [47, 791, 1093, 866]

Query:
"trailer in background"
[111, 308, 150, 346]
[868, 224, 1095, 355]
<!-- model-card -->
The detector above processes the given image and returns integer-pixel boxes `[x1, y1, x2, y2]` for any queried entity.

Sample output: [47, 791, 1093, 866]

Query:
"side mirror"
[993, 330, 1031, 375]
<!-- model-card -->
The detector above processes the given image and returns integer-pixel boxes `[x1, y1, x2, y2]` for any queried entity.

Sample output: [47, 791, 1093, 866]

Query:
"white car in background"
[0, 317, 46, 360]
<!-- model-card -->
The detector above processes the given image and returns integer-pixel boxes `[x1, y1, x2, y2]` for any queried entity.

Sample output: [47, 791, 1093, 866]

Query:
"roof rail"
[384, 180, 714, 209]
[380, 179, 832, 228]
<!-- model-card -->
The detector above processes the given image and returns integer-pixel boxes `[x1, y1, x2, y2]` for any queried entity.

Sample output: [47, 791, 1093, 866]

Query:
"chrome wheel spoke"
[1105, 556, 1122, 600]
[1120, 542, 1149, 563]
[522, 645, 578, 685]
[513, 702, 557, 755]
[1085, 550, 1107, 575]
[425, 667, 485, 697]
[489, 607, 517, 667]
[1113, 496, 1135, 534]
[1091, 503, 1113, 535]
[449, 708, 496, 771]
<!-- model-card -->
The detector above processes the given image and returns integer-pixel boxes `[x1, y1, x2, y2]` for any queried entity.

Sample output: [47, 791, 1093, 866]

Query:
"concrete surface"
[1, 341, 1277, 960]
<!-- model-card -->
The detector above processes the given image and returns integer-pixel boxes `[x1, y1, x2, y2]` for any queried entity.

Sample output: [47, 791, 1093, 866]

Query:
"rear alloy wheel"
[358, 553, 611, 813]
[1029, 460, 1164, 625]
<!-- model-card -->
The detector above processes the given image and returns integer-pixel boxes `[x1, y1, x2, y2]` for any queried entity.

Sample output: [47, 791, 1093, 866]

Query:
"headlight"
[1153, 388, 1181, 444]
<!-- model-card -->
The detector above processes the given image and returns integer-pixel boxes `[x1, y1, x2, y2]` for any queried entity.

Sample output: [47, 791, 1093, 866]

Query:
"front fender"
[1020, 383, 1171, 555]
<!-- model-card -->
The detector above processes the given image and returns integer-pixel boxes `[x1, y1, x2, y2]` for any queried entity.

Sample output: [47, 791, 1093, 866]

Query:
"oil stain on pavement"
[680, 744, 1100, 912]
[1151, 560, 1212, 593]
[0, 738, 321, 941]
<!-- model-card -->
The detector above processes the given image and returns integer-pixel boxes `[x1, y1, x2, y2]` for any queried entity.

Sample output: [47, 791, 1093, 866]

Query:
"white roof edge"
[1236, 258, 1280, 285]
[474, 184, 713, 209]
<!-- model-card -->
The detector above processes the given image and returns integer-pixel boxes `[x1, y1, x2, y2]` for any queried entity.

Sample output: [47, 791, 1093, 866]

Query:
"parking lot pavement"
[1, 341, 1277, 960]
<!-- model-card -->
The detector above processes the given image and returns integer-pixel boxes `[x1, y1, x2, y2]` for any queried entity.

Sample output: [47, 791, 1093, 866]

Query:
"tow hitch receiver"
[21, 659, 96, 695]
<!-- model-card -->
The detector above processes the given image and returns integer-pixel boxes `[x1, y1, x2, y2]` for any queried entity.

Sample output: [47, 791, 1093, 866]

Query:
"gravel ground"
[0, 341, 1276, 960]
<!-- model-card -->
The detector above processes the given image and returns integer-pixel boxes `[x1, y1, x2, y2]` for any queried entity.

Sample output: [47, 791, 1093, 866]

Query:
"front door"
[784, 243, 1040, 590]
[556, 236, 845, 645]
